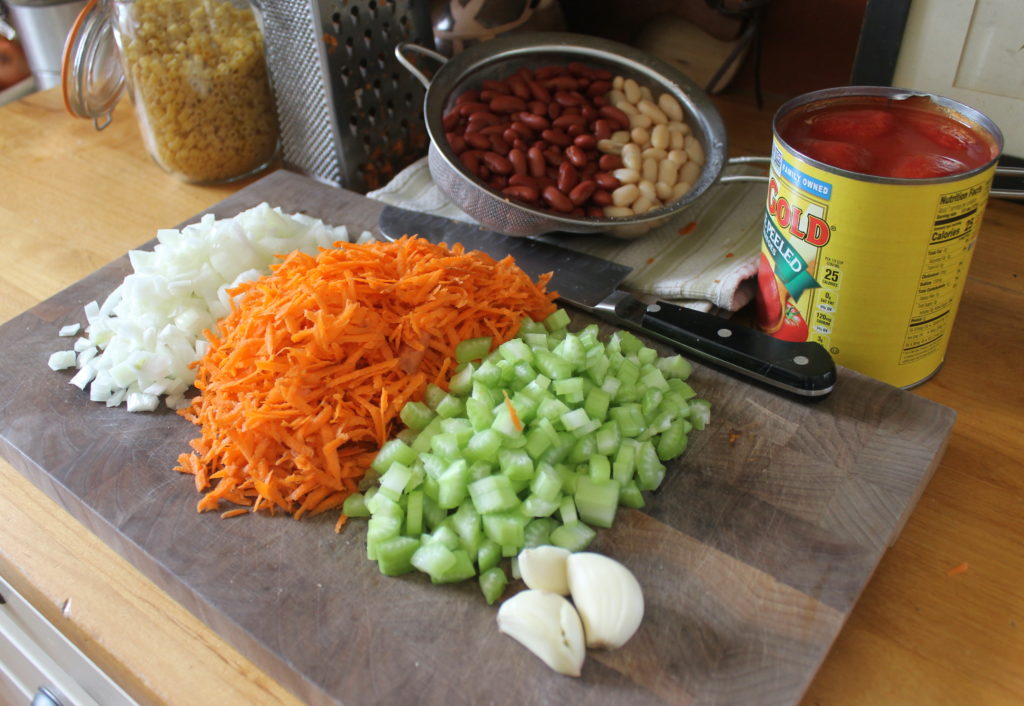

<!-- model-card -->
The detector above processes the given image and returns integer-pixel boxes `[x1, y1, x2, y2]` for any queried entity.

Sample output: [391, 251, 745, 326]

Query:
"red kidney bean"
[593, 118, 614, 140]
[447, 133, 467, 154]
[502, 185, 539, 203]
[581, 161, 598, 178]
[489, 134, 510, 153]
[592, 189, 612, 206]
[586, 80, 612, 97]
[542, 185, 574, 213]
[547, 102, 562, 119]
[490, 94, 527, 113]
[443, 109, 461, 131]
[517, 112, 549, 131]
[481, 79, 510, 94]
[541, 128, 572, 147]
[516, 66, 534, 81]
[554, 90, 583, 107]
[567, 61, 594, 77]
[509, 148, 528, 175]
[598, 154, 622, 170]
[509, 173, 539, 189]
[467, 110, 499, 126]
[503, 127, 520, 145]
[557, 161, 579, 193]
[544, 76, 578, 91]
[592, 95, 606, 107]
[598, 104, 631, 130]
[573, 134, 597, 150]
[565, 144, 587, 168]
[455, 90, 481, 104]
[507, 75, 531, 99]
[527, 145, 546, 178]
[512, 138, 526, 150]
[553, 113, 586, 130]
[460, 150, 481, 173]
[527, 100, 547, 115]
[482, 151, 513, 175]
[509, 121, 536, 140]
[464, 132, 491, 150]
[534, 65, 563, 80]
[587, 206, 606, 218]
[489, 175, 508, 189]
[478, 124, 506, 136]
[568, 179, 597, 206]
[458, 101, 490, 116]
[566, 123, 585, 138]
[478, 165, 491, 180]
[543, 148, 564, 167]
[594, 171, 621, 190]
[526, 79, 550, 103]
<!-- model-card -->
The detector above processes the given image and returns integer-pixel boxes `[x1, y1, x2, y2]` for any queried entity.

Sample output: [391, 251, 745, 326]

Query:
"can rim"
[61, 0, 125, 130]
[771, 85, 1005, 185]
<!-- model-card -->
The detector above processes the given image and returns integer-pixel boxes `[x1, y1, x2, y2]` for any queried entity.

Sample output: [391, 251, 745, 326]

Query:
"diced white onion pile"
[48, 203, 374, 412]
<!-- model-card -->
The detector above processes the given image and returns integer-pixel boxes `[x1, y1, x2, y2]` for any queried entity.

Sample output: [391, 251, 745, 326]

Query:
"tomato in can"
[756, 87, 1003, 388]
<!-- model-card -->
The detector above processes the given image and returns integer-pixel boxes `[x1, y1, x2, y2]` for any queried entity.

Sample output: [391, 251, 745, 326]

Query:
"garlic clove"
[496, 589, 586, 676]
[518, 545, 571, 595]
[566, 552, 645, 649]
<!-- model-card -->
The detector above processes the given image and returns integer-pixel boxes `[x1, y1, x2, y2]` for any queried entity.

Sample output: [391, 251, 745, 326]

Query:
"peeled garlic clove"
[518, 545, 571, 595]
[497, 589, 586, 676]
[566, 552, 645, 649]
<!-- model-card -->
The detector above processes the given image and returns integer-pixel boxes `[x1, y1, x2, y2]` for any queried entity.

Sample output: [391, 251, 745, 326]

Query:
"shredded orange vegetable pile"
[175, 236, 556, 529]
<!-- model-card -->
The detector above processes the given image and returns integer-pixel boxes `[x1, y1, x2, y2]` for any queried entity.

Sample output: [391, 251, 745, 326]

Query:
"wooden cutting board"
[0, 170, 955, 706]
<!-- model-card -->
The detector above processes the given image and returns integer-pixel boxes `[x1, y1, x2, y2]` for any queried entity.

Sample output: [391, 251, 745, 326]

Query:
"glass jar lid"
[61, 0, 124, 130]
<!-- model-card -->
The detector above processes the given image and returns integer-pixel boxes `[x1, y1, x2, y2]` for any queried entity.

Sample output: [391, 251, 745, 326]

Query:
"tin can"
[755, 86, 1003, 388]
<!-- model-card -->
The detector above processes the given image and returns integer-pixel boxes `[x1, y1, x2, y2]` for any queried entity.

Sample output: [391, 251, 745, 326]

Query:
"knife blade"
[378, 205, 836, 397]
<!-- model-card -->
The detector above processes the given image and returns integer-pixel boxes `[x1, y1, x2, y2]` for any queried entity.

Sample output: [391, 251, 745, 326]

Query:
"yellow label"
[759, 140, 993, 388]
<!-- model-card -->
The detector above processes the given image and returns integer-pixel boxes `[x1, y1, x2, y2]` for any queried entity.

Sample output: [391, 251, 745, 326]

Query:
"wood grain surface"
[2, 87, 1022, 706]
[0, 169, 954, 705]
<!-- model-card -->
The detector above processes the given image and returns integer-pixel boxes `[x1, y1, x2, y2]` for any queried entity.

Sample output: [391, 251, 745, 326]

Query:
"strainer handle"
[395, 43, 449, 90]
[719, 156, 770, 184]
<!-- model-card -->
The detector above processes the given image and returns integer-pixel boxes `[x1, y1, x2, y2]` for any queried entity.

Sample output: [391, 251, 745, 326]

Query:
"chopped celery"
[456, 336, 493, 363]
[362, 307, 709, 596]
[479, 566, 508, 605]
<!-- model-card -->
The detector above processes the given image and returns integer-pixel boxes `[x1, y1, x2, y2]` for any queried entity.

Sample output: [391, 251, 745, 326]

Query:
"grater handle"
[395, 43, 449, 90]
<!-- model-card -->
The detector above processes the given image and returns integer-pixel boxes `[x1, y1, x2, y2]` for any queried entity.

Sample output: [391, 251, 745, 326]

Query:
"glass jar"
[63, 0, 279, 184]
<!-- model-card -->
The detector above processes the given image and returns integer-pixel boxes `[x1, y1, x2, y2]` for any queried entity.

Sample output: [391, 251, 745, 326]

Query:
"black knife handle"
[640, 301, 836, 396]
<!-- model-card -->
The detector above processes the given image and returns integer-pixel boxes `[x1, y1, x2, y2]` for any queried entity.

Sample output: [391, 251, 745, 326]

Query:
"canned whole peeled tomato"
[755, 86, 1003, 388]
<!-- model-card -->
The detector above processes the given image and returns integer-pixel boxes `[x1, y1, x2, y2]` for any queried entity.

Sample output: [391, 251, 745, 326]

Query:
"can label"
[757, 140, 994, 388]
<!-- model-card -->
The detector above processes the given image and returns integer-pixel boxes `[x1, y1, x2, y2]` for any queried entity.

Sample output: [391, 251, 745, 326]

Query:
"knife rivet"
[793, 355, 810, 366]
[646, 304, 661, 314]
[717, 328, 732, 338]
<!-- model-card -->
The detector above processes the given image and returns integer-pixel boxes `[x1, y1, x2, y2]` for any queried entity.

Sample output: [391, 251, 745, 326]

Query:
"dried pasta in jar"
[113, 0, 279, 183]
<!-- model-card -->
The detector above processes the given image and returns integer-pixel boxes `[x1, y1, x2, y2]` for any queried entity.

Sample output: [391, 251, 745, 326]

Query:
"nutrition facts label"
[899, 183, 985, 364]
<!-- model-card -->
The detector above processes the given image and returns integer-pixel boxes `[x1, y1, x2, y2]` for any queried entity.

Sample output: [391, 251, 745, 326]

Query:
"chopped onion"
[52, 203, 374, 411]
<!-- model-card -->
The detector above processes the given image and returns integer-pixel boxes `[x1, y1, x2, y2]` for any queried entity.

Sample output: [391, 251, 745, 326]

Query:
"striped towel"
[367, 157, 765, 313]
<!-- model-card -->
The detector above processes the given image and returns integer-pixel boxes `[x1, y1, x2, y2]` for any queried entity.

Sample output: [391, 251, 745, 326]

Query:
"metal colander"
[258, 0, 434, 192]
[397, 32, 745, 239]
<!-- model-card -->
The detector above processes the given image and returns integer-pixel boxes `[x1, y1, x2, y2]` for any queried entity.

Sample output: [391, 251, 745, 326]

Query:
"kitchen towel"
[367, 157, 766, 313]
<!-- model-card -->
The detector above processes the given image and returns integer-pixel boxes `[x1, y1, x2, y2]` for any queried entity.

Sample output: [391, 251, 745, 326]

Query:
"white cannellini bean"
[614, 99, 639, 116]
[655, 181, 674, 201]
[631, 127, 650, 146]
[637, 180, 658, 202]
[641, 147, 667, 161]
[637, 99, 668, 124]
[604, 205, 634, 218]
[612, 75, 624, 90]
[632, 196, 654, 214]
[666, 120, 690, 134]
[681, 160, 701, 185]
[629, 113, 653, 130]
[658, 93, 684, 122]
[611, 130, 631, 145]
[670, 129, 685, 150]
[623, 78, 641, 104]
[684, 135, 705, 165]
[642, 157, 659, 183]
[597, 139, 623, 155]
[613, 168, 640, 184]
[612, 183, 640, 207]
[650, 123, 670, 151]
[607, 89, 626, 105]
[657, 159, 678, 187]
[671, 181, 693, 201]
[639, 85, 654, 103]
[621, 143, 641, 171]
[667, 148, 688, 166]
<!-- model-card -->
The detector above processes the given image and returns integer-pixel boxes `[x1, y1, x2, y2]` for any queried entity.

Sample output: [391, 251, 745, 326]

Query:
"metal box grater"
[257, 0, 434, 192]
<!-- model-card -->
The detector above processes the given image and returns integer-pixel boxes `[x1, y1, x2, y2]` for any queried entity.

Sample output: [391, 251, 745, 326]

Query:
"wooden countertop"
[1, 87, 1022, 706]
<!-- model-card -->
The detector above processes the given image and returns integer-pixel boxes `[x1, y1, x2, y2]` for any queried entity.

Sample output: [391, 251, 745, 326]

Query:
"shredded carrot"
[946, 562, 969, 576]
[220, 509, 249, 519]
[503, 389, 523, 432]
[175, 236, 556, 528]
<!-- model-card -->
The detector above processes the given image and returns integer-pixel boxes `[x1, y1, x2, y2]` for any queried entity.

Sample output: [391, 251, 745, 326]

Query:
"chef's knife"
[378, 205, 836, 397]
